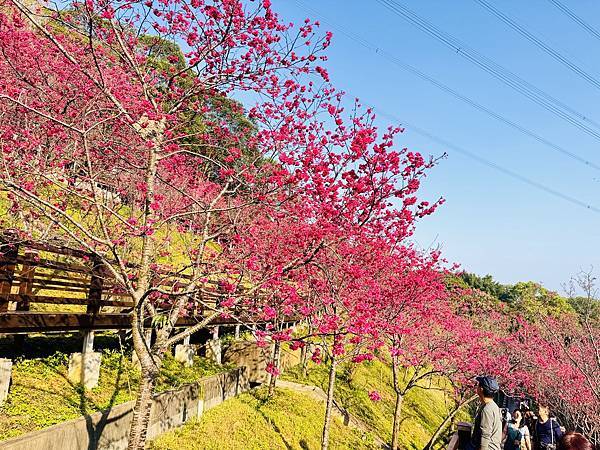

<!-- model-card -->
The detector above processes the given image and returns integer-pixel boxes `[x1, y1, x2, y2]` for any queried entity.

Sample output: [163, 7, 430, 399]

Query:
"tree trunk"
[300, 342, 310, 378]
[127, 370, 156, 450]
[391, 391, 404, 450]
[321, 356, 337, 450]
[127, 305, 161, 450]
[423, 394, 478, 450]
[391, 357, 403, 450]
[268, 340, 281, 397]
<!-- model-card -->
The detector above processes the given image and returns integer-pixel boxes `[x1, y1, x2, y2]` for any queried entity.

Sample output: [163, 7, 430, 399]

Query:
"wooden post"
[0, 242, 19, 313]
[87, 256, 103, 315]
[16, 249, 38, 312]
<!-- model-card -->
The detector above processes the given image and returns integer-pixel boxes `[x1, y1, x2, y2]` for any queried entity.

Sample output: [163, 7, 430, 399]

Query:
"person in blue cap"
[467, 376, 503, 450]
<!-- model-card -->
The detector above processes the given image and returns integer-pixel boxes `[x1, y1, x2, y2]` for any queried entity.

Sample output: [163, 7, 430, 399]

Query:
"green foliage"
[509, 281, 573, 319]
[457, 273, 575, 319]
[567, 296, 600, 322]
[0, 349, 138, 440]
[459, 272, 516, 303]
[149, 388, 375, 450]
[155, 356, 233, 393]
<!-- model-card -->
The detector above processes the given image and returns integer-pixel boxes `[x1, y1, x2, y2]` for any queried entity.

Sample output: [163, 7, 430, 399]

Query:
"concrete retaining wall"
[223, 341, 300, 384]
[0, 367, 249, 450]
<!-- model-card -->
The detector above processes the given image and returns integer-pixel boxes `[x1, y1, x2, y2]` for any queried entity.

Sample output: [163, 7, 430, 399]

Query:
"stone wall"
[222, 341, 300, 384]
[0, 368, 249, 450]
[223, 341, 271, 384]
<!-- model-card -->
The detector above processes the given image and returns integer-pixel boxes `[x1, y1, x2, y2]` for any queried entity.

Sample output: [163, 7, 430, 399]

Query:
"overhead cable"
[293, 0, 600, 172]
[475, 0, 600, 91]
[375, 0, 600, 143]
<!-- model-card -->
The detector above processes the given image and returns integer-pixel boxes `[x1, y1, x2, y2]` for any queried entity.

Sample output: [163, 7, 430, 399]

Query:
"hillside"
[283, 360, 470, 449]
[150, 388, 376, 450]
[151, 359, 471, 450]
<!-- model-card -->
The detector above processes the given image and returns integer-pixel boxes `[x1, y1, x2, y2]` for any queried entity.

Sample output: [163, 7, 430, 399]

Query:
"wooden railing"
[0, 235, 241, 333]
[0, 240, 133, 313]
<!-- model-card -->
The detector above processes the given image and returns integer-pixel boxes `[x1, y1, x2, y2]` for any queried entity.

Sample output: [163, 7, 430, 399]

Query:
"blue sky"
[271, 0, 600, 291]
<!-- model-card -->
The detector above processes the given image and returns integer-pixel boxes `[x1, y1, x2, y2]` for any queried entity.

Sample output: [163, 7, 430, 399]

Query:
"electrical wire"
[292, 0, 600, 172]
[475, 0, 600, 91]
[375, 0, 600, 143]
[547, 0, 600, 43]
[293, 1, 600, 214]
[375, 110, 600, 215]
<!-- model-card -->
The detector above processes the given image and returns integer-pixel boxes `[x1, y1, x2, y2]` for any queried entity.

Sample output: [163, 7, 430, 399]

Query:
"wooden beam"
[0, 312, 267, 333]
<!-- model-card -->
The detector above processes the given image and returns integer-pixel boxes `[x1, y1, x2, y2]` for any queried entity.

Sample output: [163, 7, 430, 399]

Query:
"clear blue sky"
[271, 0, 600, 291]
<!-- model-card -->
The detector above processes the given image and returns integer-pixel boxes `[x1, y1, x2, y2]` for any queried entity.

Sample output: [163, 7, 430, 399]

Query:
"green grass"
[0, 333, 228, 441]
[149, 388, 377, 450]
[282, 360, 472, 450]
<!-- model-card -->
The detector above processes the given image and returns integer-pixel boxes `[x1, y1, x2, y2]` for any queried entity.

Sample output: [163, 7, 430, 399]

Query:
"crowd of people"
[466, 376, 595, 450]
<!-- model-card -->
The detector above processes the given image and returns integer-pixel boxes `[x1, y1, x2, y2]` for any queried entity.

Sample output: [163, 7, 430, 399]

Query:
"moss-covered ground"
[0, 333, 227, 440]
[151, 359, 471, 450]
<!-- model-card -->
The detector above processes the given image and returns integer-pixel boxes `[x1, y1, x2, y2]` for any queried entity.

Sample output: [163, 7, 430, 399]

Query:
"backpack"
[505, 425, 523, 450]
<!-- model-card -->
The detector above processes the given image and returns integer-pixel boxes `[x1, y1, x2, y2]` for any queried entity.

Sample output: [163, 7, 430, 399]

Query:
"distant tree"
[459, 272, 516, 302]
[564, 268, 600, 323]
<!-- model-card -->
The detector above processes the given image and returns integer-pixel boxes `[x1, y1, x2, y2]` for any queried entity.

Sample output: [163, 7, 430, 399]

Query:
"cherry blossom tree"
[0, 0, 450, 448]
[0, 0, 342, 447]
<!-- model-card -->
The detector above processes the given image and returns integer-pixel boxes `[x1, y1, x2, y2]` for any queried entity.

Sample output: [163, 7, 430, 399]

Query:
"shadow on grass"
[251, 390, 294, 450]
[2, 333, 135, 449]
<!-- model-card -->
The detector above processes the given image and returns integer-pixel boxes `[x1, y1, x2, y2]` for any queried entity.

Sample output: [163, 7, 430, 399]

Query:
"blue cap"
[476, 376, 499, 394]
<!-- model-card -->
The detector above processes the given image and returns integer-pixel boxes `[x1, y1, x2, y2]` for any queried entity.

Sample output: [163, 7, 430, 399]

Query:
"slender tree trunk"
[127, 304, 161, 450]
[391, 391, 404, 450]
[127, 370, 156, 450]
[423, 394, 478, 450]
[391, 357, 403, 450]
[321, 356, 337, 450]
[300, 343, 308, 378]
[268, 340, 281, 397]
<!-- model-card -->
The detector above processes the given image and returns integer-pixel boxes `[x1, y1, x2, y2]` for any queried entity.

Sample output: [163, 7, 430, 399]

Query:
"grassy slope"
[151, 359, 471, 450]
[0, 334, 227, 440]
[150, 388, 377, 450]
[282, 360, 471, 450]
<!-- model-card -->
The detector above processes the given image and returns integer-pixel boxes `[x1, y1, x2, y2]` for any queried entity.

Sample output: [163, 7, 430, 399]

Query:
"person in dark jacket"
[535, 404, 563, 449]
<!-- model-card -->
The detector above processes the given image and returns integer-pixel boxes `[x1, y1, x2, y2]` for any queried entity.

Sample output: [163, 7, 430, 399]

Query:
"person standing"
[504, 415, 523, 450]
[468, 376, 503, 450]
[513, 410, 532, 450]
[535, 404, 563, 450]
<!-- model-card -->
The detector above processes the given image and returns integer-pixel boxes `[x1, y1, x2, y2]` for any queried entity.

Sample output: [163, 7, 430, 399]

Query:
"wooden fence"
[0, 234, 248, 333]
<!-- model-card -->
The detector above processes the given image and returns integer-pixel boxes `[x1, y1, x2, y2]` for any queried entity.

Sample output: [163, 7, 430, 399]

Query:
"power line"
[293, 1, 600, 214]
[292, 0, 600, 172]
[474, 0, 600, 91]
[374, 110, 600, 215]
[547, 0, 600, 43]
[374, 0, 600, 143]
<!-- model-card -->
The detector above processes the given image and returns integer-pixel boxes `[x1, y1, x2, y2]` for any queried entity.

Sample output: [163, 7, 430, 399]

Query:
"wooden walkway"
[0, 235, 259, 334]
